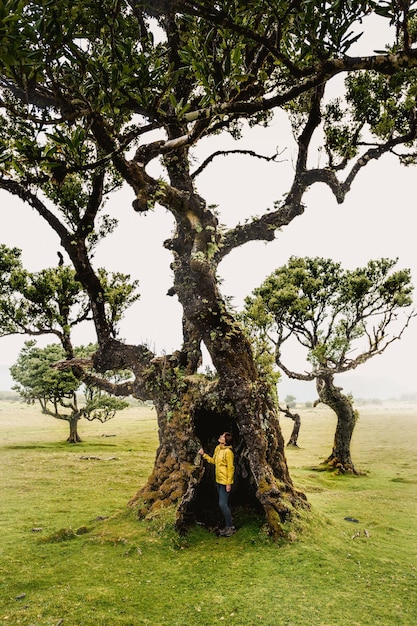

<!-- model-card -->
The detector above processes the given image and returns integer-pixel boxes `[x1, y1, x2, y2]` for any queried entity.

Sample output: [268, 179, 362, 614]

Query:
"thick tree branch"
[183, 51, 417, 124]
[343, 123, 417, 192]
[78, 170, 105, 235]
[296, 84, 326, 171]
[53, 340, 158, 401]
[217, 197, 303, 261]
[301, 121, 417, 205]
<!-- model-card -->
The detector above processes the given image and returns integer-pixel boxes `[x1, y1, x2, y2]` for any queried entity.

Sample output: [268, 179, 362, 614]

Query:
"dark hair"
[223, 432, 233, 446]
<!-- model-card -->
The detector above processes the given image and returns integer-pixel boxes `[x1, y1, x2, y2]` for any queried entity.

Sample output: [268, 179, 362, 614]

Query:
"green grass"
[1, 400, 416, 625]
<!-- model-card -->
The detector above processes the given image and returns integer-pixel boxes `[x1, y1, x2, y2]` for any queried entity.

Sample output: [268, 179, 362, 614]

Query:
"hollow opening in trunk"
[191, 408, 263, 527]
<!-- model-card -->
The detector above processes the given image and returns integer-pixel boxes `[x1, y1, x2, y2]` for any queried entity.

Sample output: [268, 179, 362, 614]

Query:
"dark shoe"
[219, 526, 236, 537]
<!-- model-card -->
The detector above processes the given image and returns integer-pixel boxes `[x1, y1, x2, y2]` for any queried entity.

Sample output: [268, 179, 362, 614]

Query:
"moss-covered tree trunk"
[130, 371, 308, 537]
[316, 375, 358, 473]
[51, 123, 310, 536]
[121, 142, 308, 537]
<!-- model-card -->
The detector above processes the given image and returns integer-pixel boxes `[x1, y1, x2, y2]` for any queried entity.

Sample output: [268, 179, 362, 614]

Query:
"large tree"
[243, 256, 414, 473]
[1, 1, 417, 535]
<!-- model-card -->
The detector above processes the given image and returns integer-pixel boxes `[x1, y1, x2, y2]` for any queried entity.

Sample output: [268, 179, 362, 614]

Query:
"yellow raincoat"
[202, 445, 234, 485]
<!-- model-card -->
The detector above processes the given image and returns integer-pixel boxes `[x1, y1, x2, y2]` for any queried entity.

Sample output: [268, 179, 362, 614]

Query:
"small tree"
[0, 248, 137, 442]
[10, 341, 129, 443]
[279, 404, 301, 448]
[284, 395, 297, 409]
[244, 257, 414, 473]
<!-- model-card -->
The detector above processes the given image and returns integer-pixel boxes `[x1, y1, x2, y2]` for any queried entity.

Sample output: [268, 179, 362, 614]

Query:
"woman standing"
[199, 432, 235, 536]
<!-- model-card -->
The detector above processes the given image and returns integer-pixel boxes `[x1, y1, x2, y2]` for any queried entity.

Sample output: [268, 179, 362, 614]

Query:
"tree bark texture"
[129, 373, 308, 537]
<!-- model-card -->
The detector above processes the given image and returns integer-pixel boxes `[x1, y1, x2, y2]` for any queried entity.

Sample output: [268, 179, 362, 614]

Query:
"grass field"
[1, 399, 416, 626]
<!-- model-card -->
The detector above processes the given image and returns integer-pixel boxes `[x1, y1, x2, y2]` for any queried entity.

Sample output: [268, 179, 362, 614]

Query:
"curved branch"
[78, 170, 105, 234]
[0, 95, 82, 125]
[0, 178, 71, 243]
[52, 340, 157, 401]
[296, 84, 326, 171]
[343, 123, 417, 191]
[276, 357, 315, 382]
[217, 191, 306, 261]
[300, 121, 417, 205]
[0, 325, 63, 341]
[191, 147, 285, 179]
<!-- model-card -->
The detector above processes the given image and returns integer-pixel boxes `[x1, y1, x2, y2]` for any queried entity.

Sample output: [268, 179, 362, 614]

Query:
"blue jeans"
[216, 483, 233, 528]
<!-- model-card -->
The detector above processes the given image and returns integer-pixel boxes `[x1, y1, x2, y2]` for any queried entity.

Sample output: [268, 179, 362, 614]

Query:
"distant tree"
[279, 403, 301, 447]
[10, 341, 129, 443]
[284, 395, 297, 409]
[243, 257, 414, 473]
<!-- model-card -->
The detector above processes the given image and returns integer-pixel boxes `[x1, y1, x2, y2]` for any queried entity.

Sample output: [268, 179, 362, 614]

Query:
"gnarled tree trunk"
[67, 414, 82, 443]
[129, 372, 308, 537]
[316, 375, 358, 473]
[279, 405, 301, 447]
[127, 300, 309, 537]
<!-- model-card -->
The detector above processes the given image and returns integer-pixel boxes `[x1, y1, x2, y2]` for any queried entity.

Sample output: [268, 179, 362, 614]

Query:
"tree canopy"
[1, 1, 416, 379]
[244, 256, 414, 381]
[1, 1, 417, 534]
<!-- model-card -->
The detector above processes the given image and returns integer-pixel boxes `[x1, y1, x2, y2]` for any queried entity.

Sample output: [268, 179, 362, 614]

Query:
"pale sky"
[1, 13, 416, 401]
